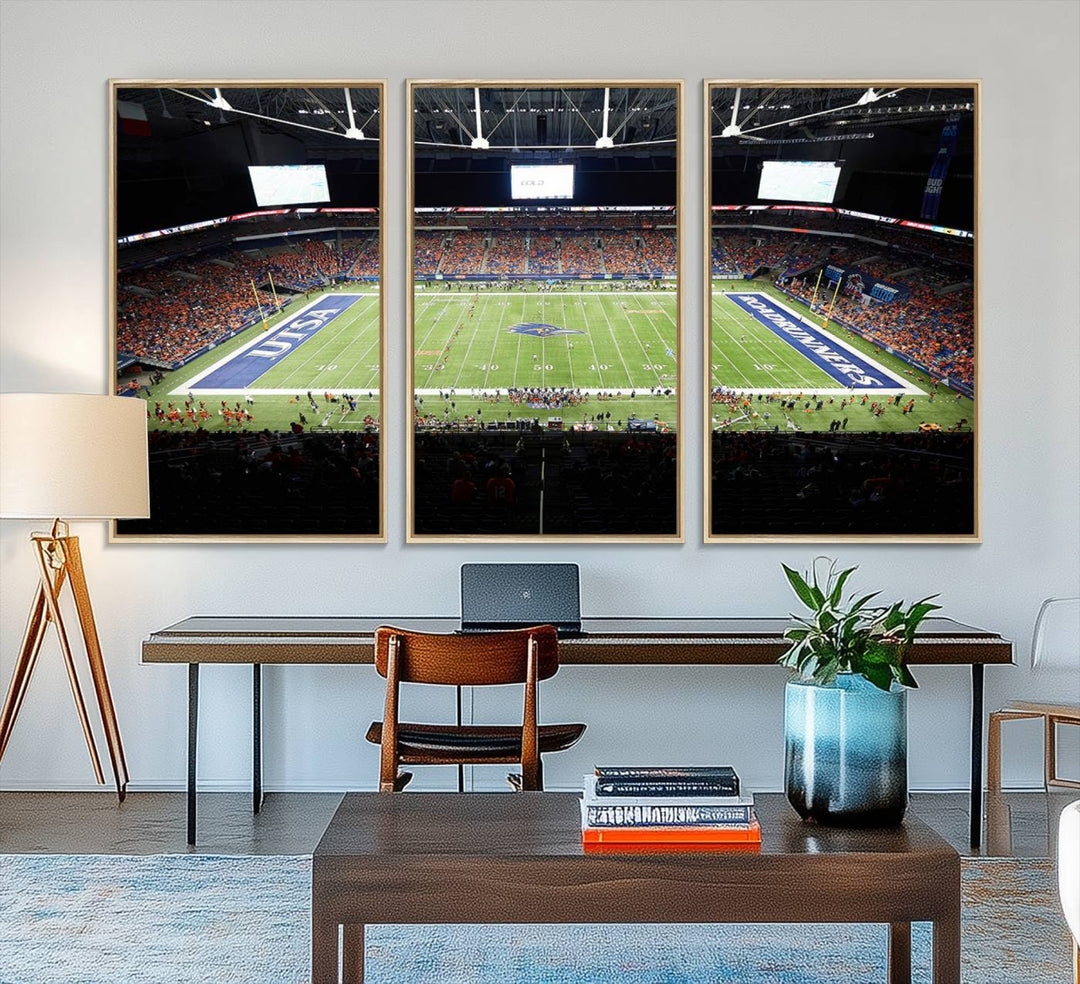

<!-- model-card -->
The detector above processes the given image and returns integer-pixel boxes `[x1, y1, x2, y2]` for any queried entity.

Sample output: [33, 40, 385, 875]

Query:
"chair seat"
[365, 721, 586, 761]
[994, 701, 1080, 720]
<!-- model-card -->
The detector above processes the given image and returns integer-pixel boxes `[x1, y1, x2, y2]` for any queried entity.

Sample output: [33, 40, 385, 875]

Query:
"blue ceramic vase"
[784, 672, 908, 826]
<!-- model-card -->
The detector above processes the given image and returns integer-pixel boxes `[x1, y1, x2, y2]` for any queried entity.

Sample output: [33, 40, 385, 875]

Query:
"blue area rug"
[0, 854, 1070, 983]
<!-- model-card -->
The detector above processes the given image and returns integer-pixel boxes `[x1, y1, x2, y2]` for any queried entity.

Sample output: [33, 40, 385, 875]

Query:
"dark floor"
[0, 789, 1074, 858]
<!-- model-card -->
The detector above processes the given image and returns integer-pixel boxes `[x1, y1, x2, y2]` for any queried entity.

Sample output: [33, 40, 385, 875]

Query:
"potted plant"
[779, 558, 940, 826]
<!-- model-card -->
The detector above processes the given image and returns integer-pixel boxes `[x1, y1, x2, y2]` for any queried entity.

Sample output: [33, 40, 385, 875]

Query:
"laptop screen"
[460, 563, 581, 629]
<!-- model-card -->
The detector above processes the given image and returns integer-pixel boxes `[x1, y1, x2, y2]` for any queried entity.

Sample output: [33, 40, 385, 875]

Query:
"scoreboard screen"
[758, 160, 841, 204]
[248, 165, 330, 207]
[510, 164, 574, 200]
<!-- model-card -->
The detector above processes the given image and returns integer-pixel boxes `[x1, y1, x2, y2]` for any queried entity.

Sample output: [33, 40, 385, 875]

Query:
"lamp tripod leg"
[0, 586, 50, 760]
[64, 537, 129, 800]
[32, 540, 105, 786]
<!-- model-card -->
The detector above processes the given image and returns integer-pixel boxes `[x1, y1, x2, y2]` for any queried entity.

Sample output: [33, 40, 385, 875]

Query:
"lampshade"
[1030, 597, 1080, 672]
[0, 393, 150, 519]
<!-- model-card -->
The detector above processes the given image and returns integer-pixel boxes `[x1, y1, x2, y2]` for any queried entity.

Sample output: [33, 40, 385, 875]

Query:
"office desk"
[142, 616, 1012, 846]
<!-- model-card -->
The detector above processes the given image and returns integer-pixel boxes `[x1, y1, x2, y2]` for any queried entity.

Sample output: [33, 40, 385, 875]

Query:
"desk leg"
[343, 924, 364, 983]
[187, 663, 199, 847]
[888, 922, 911, 984]
[933, 910, 961, 984]
[253, 664, 263, 814]
[311, 909, 339, 984]
[969, 663, 984, 848]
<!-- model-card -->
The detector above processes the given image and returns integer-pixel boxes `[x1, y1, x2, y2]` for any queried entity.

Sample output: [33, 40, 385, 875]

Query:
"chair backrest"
[373, 625, 560, 686]
[1031, 597, 1080, 671]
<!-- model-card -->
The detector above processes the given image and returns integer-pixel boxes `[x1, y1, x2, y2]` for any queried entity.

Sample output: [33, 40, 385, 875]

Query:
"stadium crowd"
[117, 233, 378, 366]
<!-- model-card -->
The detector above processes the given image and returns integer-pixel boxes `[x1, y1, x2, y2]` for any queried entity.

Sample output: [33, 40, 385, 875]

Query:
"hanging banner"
[920, 114, 962, 221]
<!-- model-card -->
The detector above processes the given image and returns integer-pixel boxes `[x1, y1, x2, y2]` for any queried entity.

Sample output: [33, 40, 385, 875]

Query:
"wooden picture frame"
[406, 80, 683, 542]
[704, 80, 980, 542]
[109, 80, 387, 542]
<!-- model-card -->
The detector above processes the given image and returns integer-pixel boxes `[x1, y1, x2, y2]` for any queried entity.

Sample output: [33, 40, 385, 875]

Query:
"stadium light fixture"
[208, 87, 233, 111]
[721, 86, 743, 138]
[343, 87, 365, 140]
[595, 87, 614, 148]
[470, 88, 489, 149]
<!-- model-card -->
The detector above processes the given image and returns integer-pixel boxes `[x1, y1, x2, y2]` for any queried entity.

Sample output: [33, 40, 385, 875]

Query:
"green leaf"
[849, 591, 880, 613]
[782, 564, 818, 610]
[862, 663, 894, 692]
[828, 566, 856, 607]
[895, 664, 919, 689]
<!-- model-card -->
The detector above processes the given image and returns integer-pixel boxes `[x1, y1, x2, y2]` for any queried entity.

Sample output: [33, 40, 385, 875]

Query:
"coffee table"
[311, 792, 960, 984]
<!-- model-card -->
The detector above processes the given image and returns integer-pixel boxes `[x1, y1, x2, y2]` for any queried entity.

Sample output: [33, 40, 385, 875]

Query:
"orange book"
[582, 818, 761, 846]
[583, 840, 761, 855]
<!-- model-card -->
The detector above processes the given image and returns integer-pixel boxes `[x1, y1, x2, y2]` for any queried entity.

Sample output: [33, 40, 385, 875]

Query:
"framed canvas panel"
[704, 81, 980, 542]
[407, 80, 683, 542]
[109, 81, 386, 541]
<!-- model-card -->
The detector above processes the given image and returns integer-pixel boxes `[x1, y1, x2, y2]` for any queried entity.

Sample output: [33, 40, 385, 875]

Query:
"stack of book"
[581, 766, 760, 848]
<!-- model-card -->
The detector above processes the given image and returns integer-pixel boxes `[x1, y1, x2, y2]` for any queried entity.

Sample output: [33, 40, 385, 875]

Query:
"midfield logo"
[508, 322, 585, 337]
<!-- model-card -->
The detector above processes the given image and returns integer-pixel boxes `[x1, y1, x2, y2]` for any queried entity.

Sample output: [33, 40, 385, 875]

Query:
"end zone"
[722, 291, 924, 396]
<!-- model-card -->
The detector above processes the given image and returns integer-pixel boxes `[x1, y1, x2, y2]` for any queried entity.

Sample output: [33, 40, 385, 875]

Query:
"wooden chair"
[365, 625, 586, 792]
[987, 598, 1080, 793]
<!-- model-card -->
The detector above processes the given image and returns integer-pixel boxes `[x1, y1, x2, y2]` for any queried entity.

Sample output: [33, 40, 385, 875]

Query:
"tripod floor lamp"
[0, 393, 149, 800]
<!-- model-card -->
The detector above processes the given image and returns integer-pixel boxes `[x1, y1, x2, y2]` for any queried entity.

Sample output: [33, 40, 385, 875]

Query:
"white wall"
[1, 0, 1077, 795]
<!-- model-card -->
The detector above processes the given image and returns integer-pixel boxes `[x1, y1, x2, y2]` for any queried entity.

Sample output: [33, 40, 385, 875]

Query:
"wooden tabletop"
[142, 615, 1013, 666]
[315, 791, 953, 861]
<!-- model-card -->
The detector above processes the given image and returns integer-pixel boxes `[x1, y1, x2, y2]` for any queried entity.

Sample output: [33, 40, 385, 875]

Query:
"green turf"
[131, 276, 972, 437]
[412, 285, 678, 429]
[710, 278, 975, 435]
[139, 284, 381, 433]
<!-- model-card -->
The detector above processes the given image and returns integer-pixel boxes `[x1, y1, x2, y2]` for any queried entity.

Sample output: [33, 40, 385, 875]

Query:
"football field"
[711, 279, 975, 434]
[140, 285, 381, 432]
[412, 286, 678, 427]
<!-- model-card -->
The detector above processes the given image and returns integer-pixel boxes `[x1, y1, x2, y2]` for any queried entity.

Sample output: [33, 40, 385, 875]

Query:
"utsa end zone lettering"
[250, 308, 339, 360]
[732, 294, 882, 388]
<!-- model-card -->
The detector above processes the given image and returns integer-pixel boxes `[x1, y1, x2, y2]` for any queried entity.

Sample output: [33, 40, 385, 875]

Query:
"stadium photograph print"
[408, 81, 682, 541]
[110, 81, 385, 540]
[705, 81, 979, 541]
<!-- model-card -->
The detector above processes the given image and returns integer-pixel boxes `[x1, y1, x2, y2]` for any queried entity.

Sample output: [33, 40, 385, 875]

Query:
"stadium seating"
[437, 231, 487, 275]
[602, 232, 644, 275]
[528, 234, 560, 275]
[710, 430, 974, 536]
[485, 232, 528, 275]
[560, 234, 601, 274]
[117, 234, 374, 366]
[413, 430, 677, 535]
[121, 428, 380, 536]
[414, 230, 446, 275]
[641, 230, 676, 277]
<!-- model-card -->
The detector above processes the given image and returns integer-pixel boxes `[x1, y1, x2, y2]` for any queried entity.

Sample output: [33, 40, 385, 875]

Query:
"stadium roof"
[412, 85, 678, 153]
[116, 85, 381, 148]
[710, 85, 975, 143]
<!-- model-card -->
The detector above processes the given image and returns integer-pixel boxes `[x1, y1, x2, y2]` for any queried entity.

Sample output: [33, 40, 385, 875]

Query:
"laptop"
[460, 563, 582, 637]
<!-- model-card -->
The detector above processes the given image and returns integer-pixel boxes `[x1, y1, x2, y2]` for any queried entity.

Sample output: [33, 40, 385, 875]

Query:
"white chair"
[988, 598, 1080, 791]
[1059, 799, 1080, 983]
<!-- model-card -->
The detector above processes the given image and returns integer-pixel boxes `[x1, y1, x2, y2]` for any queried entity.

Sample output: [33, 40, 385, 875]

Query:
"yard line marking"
[275, 299, 371, 388]
[594, 293, 637, 387]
